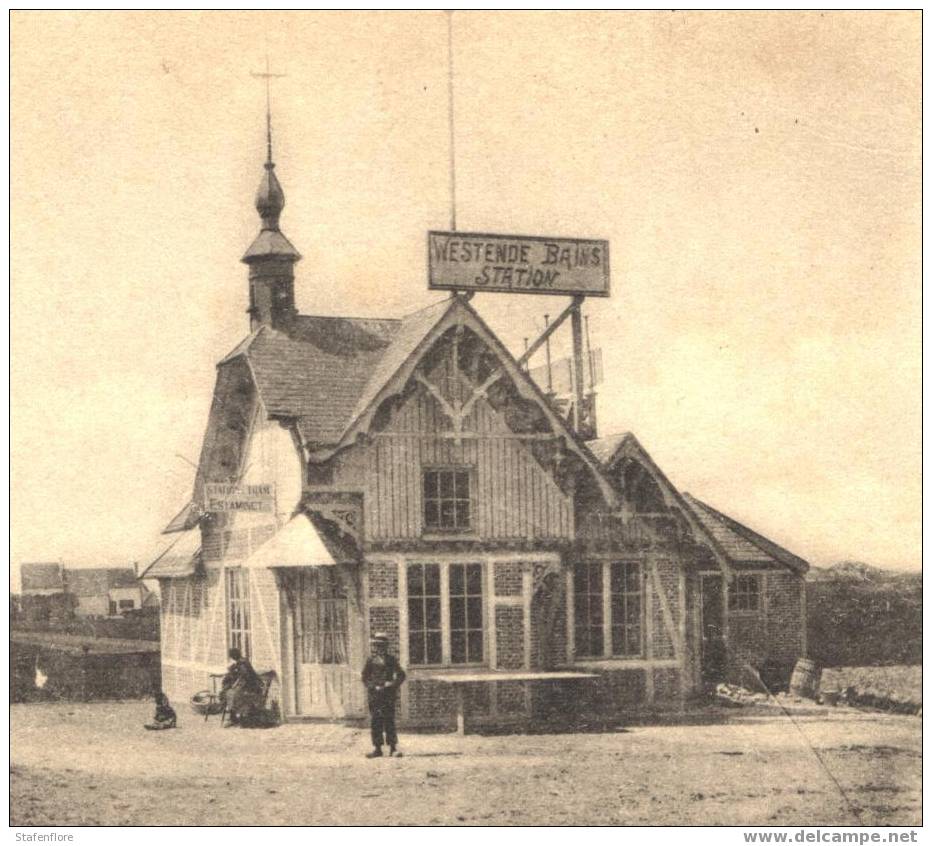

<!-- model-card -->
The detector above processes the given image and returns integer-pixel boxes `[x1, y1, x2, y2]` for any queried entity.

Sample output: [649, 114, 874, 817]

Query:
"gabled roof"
[586, 432, 732, 574]
[587, 432, 632, 466]
[331, 296, 617, 505]
[588, 432, 808, 576]
[682, 494, 809, 575]
[214, 297, 614, 509]
[64, 567, 139, 596]
[220, 314, 400, 446]
[344, 299, 452, 433]
[21, 562, 64, 592]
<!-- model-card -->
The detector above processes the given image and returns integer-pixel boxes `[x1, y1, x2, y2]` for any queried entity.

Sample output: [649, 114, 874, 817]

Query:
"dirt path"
[11, 701, 921, 825]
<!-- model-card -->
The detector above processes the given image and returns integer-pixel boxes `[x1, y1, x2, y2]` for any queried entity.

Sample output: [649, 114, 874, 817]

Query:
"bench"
[201, 669, 277, 727]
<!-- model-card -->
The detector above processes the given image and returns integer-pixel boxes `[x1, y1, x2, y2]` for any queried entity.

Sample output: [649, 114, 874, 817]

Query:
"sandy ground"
[11, 701, 920, 826]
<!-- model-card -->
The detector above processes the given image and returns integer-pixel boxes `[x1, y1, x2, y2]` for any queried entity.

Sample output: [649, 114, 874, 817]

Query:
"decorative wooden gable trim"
[316, 296, 618, 508]
[599, 433, 733, 579]
[302, 490, 364, 547]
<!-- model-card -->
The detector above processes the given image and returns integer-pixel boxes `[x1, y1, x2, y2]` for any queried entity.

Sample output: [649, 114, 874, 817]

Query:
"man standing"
[361, 632, 406, 758]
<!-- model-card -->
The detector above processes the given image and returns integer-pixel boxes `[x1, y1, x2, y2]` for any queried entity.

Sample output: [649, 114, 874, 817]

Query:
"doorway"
[699, 575, 726, 685]
[289, 568, 363, 718]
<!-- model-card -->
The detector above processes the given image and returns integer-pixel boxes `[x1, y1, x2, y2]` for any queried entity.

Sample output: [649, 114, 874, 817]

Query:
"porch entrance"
[699, 575, 726, 685]
[286, 568, 364, 718]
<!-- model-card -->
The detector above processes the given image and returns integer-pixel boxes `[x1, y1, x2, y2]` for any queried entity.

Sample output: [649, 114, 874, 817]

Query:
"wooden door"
[699, 575, 726, 685]
[293, 569, 363, 718]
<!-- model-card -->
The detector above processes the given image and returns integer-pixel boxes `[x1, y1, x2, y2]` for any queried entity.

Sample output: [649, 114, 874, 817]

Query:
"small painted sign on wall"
[428, 231, 610, 297]
[204, 483, 275, 513]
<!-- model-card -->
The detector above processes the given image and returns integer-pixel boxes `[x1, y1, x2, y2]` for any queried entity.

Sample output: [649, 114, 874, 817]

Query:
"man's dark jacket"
[361, 654, 406, 705]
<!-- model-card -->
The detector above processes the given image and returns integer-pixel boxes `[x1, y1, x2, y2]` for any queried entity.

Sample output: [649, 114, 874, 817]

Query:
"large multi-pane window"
[574, 561, 643, 659]
[573, 562, 604, 658]
[226, 568, 251, 658]
[449, 563, 484, 664]
[407, 562, 484, 666]
[407, 563, 442, 665]
[423, 468, 471, 532]
[610, 562, 642, 656]
[300, 569, 349, 664]
[728, 574, 761, 612]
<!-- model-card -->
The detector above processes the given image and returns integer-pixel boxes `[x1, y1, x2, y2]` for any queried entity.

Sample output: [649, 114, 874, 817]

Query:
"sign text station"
[428, 231, 610, 297]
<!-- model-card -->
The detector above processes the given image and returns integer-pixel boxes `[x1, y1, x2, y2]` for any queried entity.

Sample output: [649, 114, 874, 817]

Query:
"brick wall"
[497, 681, 526, 714]
[495, 606, 524, 669]
[652, 667, 681, 701]
[368, 560, 398, 599]
[407, 679, 458, 723]
[494, 561, 523, 596]
[589, 669, 646, 712]
[726, 570, 805, 686]
[765, 572, 805, 665]
[369, 606, 400, 657]
[531, 584, 566, 669]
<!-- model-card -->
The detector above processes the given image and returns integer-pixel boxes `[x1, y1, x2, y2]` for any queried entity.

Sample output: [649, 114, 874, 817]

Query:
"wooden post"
[570, 296, 585, 433]
[456, 685, 466, 736]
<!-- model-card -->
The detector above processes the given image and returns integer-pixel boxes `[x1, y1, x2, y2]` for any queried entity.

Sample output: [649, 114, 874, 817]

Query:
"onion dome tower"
[241, 103, 301, 331]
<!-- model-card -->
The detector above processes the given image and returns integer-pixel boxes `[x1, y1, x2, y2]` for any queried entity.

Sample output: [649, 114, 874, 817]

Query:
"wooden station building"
[142, 142, 809, 728]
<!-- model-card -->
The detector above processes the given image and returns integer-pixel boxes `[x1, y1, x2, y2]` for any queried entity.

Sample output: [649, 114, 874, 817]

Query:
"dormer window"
[423, 468, 472, 532]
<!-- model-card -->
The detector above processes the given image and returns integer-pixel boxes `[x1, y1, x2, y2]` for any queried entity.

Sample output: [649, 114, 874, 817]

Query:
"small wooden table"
[432, 671, 599, 735]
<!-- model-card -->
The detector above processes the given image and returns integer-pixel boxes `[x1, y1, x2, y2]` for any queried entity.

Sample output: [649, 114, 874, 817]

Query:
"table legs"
[455, 685, 465, 736]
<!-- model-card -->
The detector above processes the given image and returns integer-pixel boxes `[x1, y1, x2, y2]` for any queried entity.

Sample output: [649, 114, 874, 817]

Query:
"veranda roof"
[243, 513, 354, 569]
[139, 529, 201, 579]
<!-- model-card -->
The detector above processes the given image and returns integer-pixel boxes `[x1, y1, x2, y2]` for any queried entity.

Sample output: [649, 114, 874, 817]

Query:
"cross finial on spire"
[251, 55, 286, 166]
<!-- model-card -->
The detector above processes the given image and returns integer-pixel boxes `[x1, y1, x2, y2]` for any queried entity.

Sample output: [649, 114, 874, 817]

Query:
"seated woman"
[220, 648, 265, 727]
[144, 692, 177, 730]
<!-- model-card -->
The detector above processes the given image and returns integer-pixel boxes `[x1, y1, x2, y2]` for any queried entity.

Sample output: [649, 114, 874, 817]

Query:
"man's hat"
[371, 632, 389, 643]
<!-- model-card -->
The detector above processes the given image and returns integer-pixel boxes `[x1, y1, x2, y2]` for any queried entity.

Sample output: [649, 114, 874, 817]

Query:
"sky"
[10, 11, 921, 586]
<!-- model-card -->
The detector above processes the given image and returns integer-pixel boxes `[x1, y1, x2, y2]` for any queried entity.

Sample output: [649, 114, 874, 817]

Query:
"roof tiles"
[222, 303, 455, 447]
[682, 493, 808, 574]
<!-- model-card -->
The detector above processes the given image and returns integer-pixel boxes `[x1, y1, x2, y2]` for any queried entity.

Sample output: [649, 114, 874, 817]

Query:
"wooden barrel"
[789, 658, 821, 699]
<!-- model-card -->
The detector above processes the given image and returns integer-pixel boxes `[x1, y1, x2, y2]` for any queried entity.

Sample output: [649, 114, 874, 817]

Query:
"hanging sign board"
[205, 483, 275, 514]
[428, 231, 610, 297]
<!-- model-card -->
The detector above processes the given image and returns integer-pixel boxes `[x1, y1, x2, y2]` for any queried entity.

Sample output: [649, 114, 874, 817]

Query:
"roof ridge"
[397, 297, 453, 321]
[295, 313, 401, 324]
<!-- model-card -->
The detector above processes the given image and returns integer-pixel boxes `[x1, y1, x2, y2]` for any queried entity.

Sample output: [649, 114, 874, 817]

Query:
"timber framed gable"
[316, 296, 618, 510]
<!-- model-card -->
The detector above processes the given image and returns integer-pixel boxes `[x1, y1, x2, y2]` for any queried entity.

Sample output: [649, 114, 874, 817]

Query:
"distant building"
[20, 562, 65, 596]
[63, 568, 149, 617]
[18, 562, 72, 624]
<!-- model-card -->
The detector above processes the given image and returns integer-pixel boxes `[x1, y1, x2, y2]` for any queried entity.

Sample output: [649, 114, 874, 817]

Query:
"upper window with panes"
[728, 574, 761, 613]
[423, 468, 472, 533]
